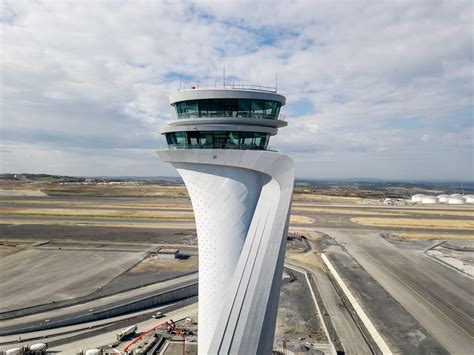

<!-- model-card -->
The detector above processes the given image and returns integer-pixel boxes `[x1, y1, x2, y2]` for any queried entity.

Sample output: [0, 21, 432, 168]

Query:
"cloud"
[1, 0, 472, 179]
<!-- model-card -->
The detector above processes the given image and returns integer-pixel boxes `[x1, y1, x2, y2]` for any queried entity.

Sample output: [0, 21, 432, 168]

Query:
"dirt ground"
[0, 246, 146, 312]
[0, 240, 34, 257]
[274, 269, 327, 345]
[289, 215, 315, 224]
[130, 255, 198, 273]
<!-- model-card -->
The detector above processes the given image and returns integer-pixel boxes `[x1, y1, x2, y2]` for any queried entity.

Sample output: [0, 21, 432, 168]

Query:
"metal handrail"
[175, 111, 285, 121]
[167, 144, 269, 151]
[177, 83, 277, 93]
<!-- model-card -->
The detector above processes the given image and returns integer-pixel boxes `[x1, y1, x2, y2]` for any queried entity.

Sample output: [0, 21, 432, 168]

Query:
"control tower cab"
[160, 85, 287, 150]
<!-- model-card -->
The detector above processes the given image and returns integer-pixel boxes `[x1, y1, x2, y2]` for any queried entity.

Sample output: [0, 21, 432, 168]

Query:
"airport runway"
[0, 223, 197, 244]
[319, 228, 474, 354]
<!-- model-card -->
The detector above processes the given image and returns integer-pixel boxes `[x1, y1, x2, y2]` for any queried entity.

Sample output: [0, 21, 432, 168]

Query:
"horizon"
[2, 172, 473, 185]
[1, 1, 473, 180]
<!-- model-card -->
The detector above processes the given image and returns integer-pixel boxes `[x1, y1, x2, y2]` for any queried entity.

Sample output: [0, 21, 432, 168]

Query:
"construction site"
[0, 176, 472, 354]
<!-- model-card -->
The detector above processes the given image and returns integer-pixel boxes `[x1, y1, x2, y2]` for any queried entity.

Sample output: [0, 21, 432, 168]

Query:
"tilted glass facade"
[175, 99, 281, 120]
[165, 131, 269, 150]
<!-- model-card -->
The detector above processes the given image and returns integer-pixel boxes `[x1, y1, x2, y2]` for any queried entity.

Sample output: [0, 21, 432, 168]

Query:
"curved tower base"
[158, 149, 295, 354]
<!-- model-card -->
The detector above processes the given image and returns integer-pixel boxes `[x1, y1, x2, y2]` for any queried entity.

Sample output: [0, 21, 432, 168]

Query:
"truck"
[116, 325, 137, 341]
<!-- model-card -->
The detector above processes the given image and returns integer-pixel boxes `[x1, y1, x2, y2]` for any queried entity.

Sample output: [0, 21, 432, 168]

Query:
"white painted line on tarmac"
[285, 263, 337, 355]
[320, 253, 392, 355]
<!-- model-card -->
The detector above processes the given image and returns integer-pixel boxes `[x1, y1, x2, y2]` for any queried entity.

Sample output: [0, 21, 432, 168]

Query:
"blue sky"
[1, 0, 473, 180]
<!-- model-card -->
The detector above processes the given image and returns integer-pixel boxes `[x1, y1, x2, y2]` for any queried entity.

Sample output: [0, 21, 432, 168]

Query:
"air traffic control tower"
[158, 84, 295, 354]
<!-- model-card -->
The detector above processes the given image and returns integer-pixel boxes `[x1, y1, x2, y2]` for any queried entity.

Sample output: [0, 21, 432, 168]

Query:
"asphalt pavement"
[319, 228, 473, 354]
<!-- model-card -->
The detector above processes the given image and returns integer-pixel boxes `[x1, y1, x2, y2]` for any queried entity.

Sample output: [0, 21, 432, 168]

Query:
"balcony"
[175, 111, 286, 121]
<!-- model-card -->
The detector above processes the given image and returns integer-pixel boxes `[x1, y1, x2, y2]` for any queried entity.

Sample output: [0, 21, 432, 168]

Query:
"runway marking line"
[359, 247, 474, 339]
[320, 253, 393, 355]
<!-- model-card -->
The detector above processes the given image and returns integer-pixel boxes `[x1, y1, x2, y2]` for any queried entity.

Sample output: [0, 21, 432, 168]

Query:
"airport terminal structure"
[158, 85, 295, 354]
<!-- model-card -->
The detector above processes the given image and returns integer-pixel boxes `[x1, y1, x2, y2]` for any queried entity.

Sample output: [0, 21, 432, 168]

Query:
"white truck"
[116, 325, 137, 341]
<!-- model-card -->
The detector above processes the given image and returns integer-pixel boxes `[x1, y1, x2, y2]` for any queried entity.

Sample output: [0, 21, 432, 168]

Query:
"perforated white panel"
[175, 164, 268, 352]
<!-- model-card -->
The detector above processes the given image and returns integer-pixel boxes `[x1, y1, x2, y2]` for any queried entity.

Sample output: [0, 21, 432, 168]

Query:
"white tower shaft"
[158, 149, 294, 354]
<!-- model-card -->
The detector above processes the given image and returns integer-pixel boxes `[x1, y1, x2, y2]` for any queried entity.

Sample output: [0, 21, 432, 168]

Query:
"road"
[319, 228, 474, 354]
[0, 302, 198, 353]
[0, 273, 197, 335]
[49, 303, 198, 354]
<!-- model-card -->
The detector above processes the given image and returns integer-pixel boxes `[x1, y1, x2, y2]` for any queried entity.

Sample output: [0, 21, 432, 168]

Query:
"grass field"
[293, 206, 474, 217]
[351, 217, 474, 230]
[397, 232, 474, 240]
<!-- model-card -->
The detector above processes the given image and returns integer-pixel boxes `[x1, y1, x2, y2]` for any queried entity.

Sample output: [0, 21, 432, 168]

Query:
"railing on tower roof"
[177, 83, 278, 93]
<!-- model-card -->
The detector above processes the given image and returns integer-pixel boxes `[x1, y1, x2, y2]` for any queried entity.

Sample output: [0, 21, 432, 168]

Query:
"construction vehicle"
[2, 343, 48, 355]
[116, 325, 137, 341]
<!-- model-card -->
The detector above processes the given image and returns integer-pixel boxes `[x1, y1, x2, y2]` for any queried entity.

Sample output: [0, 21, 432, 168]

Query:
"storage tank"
[464, 195, 474, 204]
[422, 196, 438, 204]
[411, 194, 425, 202]
[448, 196, 466, 204]
[437, 194, 449, 203]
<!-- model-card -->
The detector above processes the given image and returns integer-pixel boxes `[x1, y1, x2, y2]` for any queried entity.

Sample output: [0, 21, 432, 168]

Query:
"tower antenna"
[223, 66, 226, 87]
[275, 72, 278, 91]
[179, 74, 181, 90]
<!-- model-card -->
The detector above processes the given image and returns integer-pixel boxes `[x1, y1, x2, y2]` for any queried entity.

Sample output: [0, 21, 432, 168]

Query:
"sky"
[1, 0, 473, 180]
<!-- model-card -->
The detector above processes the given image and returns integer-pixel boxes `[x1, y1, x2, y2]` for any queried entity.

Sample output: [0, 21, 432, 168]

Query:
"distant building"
[157, 248, 180, 259]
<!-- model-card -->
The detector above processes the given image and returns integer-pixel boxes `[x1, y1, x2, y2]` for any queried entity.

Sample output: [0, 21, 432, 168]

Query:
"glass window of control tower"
[165, 131, 269, 150]
[176, 100, 198, 117]
[175, 99, 281, 119]
[251, 99, 265, 117]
